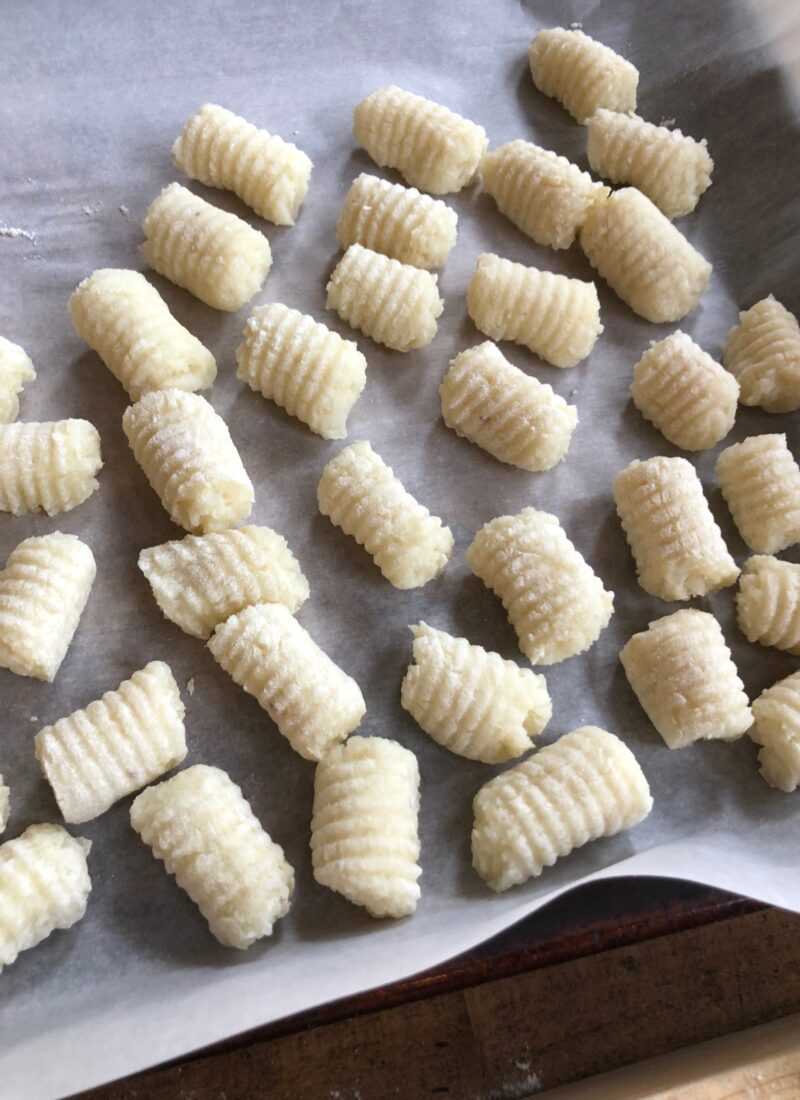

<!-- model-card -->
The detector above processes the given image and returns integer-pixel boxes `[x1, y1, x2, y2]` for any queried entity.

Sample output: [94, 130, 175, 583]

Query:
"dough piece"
[317, 440, 453, 589]
[336, 173, 458, 268]
[736, 555, 800, 656]
[630, 331, 738, 451]
[0, 420, 102, 516]
[236, 302, 366, 439]
[440, 341, 578, 471]
[0, 777, 8, 834]
[716, 434, 800, 555]
[353, 85, 487, 194]
[0, 533, 96, 682]
[481, 141, 609, 250]
[400, 622, 551, 763]
[326, 244, 443, 351]
[122, 389, 254, 534]
[528, 28, 638, 123]
[208, 603, 365, 761]
[68, 268, 216, 400]
[580, 187, 712, 322]
[139, 525, 309, 640]
[0, 335, 36, 423]
[467, 252, 602, 368]
[472, 726, 651, 891]
[620, 609, 752, 749]
[131, 765, 293, 949]
[586, 110, 713, 219]
[466, 508, 614, 665]
[141, 182, 271, 311]
[172, 103, 312, 226]
[0, 824, 91, 972]
[35, 662, 187, 824]
[614, 456, 738, 601]
[750, 671, 800, 792]
[311, 736, 421, 918]
[723, 296, 800, 413]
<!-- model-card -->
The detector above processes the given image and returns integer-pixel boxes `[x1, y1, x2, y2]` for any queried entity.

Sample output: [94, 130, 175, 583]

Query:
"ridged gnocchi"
[723, 296, 800, 413]
[0, 420, 102, 516]
[528, 28, 638, 123]
[716, 434, 800, 555]
[620, 609, 752, 748]
[736, 555, 800, 656]
[467, 252, 602, 368]
[750, 671, 800, 792]
[466, 508, 614, 665]
[0, 335, 35, 423]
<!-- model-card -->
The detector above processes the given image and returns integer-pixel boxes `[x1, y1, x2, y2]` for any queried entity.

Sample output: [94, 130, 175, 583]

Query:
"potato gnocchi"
[326, 244, 443, 351]
[236, 302, 366, 439]
[353, 85, 487, 194]
[0, 824, 91, 972]
[336, 173, 458, 268]
[131, 765, 293, 949]
[630, 331, 738, 451]
[737, 555, 800, 656]
[716, 433, 800, 555]
[480, 140, 609, 250]
[0, 420, 102, 516]
[0, 335, 35, 423]
[68, 268, 217, 400]
[472, 726, 652, 892]
[139, 525, 309, 640]
[311, 736, 421, 918]
[580, 187, 712, 322]
[586, 110, 713, 219]
[528, 28, 639, 123]
[466, 508, 614, 665]
[614, 456, 738, 601]
[141, 182, 272, 311]
[317, 441, 453, 589]
[172, 103, 312, 226]
[0, 533, 95, 682]
[400, 622, 551, 763]
[750, 671, 800, 792]
[439, 341, 578, 471]
[620, 609, 752, 749]
[208, 603, 365, 761]
[122, 389, 254, 534]
[467, 252, 602, 368]
[723, 296, 800, 413]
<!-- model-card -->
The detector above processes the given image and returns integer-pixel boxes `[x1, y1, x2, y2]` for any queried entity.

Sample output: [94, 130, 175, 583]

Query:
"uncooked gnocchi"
[336, 173, 458, 268]
[326, 244, 443, 351]
[0, 824, 91, 972]
[480, 141, 609, 250]
[630, 331, 738, 451]
[736, 555, 800, 656]
[472, 726, 652, 892]
[466, 508, 614, 665]
[750, 671, 800, 792]
[236, 302, 366, 439]
[353, 85, 487, 194]
[208, 603, 366, 761]
[172, 103, 312, 226]
[317, 441, 453, 589]
[311, 736, 421, 918]
[528, 28, 639, 123]
[580, 187, 712, 322]
[139, 525, 309, 640]
[141, 182, 272, 311]
[0, 533, 96, 682]
[35, 662, 187, 824]
[586, 110, 713, 219]
[68, 268, 216, 400]
[131, 765, 293, 949]
[0, 420, 102, 516]
[439, 341, 578, 471]
[614, 456, 738, 601]
[716, 434, 800, 555]
[0, 335, 35, 423]
[620, 609, 752, 749]
[723, 296, 800, 413]
[122, 389, 254, 534]
[400, 622, 551, 763]
[467, 252, 602, 368]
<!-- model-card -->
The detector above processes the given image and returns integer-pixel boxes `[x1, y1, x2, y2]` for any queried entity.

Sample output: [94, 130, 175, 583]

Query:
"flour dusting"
[0, 225, 36, 242]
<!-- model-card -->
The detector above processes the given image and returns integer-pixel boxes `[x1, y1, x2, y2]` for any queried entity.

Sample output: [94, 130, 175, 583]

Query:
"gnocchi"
[736, 555, 800, 656]
[723, 296, 800, 413]
[0, 335, 35, 423]
[0, 420, 102, 516]
[528, 28, 638, 123]
[750, 671, 800, 792]
[716, 433, 800, 555]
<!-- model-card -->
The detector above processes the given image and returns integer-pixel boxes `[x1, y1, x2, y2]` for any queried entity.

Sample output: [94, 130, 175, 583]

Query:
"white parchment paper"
[1, 1, 799, 1096]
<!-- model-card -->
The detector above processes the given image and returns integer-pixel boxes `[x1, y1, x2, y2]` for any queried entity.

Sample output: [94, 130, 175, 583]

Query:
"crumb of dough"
[187, 677, 195, 696]
[0, 225, 36, 242]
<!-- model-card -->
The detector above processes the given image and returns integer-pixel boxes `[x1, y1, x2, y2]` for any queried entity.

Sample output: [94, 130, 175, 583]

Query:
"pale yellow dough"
[0, 420, 102, 516]
[716, 433, 800, 555]
[723, 296, 800, 413]
[737, 555, 800, 656]
[529, 28, 638, 123]
[0, 335, 35, 423]
[750, 671, 800, 792]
